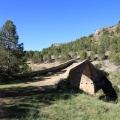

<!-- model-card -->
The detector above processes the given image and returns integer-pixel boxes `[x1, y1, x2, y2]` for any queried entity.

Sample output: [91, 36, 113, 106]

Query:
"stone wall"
[15, 59, 76, 78]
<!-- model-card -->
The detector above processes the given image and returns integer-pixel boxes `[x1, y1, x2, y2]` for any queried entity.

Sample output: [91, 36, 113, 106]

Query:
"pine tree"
[0, 19, 26, 75]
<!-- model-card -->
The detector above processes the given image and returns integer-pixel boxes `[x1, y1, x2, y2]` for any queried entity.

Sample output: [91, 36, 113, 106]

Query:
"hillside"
[93, 23, 119, 41]
[26, 21, 120, 70]
[26, 21, 120, 63]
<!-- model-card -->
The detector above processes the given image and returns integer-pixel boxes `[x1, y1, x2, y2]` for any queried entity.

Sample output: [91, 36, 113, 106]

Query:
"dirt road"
[27, 62, 80, 87]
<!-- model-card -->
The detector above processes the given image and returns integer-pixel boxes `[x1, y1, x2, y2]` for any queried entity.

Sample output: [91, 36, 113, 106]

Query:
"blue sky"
[0, 0, 120, 51]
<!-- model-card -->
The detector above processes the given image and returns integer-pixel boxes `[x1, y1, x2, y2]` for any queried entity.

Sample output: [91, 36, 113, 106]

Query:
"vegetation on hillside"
[26, 21, 120, 65]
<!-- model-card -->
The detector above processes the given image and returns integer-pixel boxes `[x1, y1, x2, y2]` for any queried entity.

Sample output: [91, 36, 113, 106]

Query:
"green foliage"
[108, 52, 115, 61]
[25, 50, 34, 58]
[91, 42, 97, 52]
[109, 52, 120, 65]
[113, 85, 120, 93]
[32, 51, 43, 63]
[110, 31, 114, 36]
[108, 72, 120, 89]
[109, 43, 117, 52]
[116, 26, 120, 33]
[113, 53, 120, 65]
[43, 53, 51, 63]
[80, 51, 87, 61]
[69, 52, 77, 59]
[94, 63, 102, 69]
[89, 51, 96, 61]
[0, 20, 28, 75]
[59, 53, 71, 62]
[85, 38, 91, 51]
[99, 36, 110, 51]
[118, 44, 120, 53]
[97, 45, 105, 60]
[102, 28, 109, 35]
[20, 63, 32, 73]
[0, 48, 7, 67]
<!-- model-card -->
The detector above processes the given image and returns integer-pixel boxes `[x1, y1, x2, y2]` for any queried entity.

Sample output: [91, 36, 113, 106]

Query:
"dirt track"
[26, 62, 80, 87]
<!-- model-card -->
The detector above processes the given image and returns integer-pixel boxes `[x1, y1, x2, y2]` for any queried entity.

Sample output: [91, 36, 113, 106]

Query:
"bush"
[113, 53, 120, 65]
[59, 54, 71, 62]
[80, 51, 87, 61]
[109, 52, 120, 65]
[94, 63, 102, 69]
[113, 85, 120, 93]
[97, 45, 105, 60]
[89, 51, 96, 61]
[116, 26, 120, 33]
[20, 63, 32, 73]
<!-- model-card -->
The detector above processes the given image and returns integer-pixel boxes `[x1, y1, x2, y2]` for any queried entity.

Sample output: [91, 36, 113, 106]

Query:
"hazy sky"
[0, 0, 120, 51]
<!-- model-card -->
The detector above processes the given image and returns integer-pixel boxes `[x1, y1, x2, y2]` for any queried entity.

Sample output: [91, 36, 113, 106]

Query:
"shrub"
[94, 63, 102, 69]
[113, 85, 120, 93]
[113, 53, 120, 65]
[97, 45, 105, 60]
[80, 51, 87, 61]
[89, 51, 96, 61]
[20, 63, 32, 73]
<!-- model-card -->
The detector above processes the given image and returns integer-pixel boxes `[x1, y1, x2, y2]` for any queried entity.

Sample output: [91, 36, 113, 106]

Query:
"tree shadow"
[0, 85, 79, 119]
[0, 104, 39, 119]
[0, 69, 67, 85]
[0, 76, 51, 85]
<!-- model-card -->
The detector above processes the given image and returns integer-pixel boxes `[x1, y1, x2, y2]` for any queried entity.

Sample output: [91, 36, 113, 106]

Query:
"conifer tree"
[0, 19, 26, 75]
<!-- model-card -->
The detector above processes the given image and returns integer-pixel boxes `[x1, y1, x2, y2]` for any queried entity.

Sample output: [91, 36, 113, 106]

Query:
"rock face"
[68, 60, 117, 98]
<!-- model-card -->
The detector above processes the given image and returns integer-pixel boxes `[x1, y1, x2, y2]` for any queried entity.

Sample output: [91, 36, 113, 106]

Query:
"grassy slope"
[39, 92, 120, 120]
[0, 82, 120, 120]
